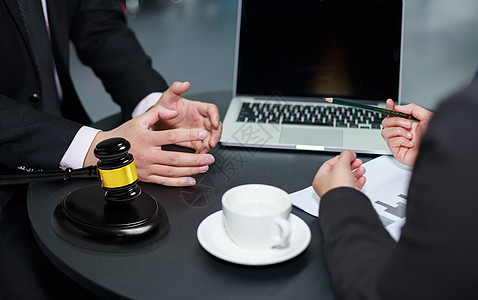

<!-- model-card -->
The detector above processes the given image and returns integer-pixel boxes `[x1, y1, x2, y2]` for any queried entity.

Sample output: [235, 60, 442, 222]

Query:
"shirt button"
[29, 93, 40, 103]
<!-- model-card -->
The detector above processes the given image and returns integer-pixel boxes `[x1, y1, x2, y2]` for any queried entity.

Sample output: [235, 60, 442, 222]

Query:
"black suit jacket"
[0, 0, 169, 212]
[0, 1, 168, 298]
[319, 81, 478, 299]
[0, 0, 167, 172]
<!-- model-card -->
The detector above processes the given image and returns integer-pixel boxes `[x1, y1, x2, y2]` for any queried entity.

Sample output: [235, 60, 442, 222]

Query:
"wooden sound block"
[52, 185, 169, 252]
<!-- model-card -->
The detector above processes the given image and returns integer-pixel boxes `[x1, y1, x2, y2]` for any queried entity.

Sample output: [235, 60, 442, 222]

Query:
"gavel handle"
[0, 165, 98, 186]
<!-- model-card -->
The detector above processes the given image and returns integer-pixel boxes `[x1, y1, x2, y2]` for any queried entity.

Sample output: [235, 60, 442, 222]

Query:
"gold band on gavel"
[98, 161, 138, 188]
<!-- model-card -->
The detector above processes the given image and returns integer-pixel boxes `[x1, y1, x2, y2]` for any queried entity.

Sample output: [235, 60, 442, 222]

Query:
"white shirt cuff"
[132, 92, 163, 117]
[60, 126, 100, 169]
[61, 93, 162, 169]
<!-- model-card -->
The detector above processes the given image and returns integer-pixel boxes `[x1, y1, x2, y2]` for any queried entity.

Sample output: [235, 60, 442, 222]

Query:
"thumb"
[172, 81, 190, 94]
[335, 150, 357, 171]
[161, 81, 191, 106]
[139, 103, 178, 129]
[385, 98, 395, 110]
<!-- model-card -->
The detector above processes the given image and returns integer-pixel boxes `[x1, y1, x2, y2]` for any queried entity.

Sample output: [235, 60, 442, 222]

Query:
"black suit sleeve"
[0, 96, 82, 170]
[70, 0, 169, 121]
[319, 81, 478, 299]
[319, 188, 395, 300]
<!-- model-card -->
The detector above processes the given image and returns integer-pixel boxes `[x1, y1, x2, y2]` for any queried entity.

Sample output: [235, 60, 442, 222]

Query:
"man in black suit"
[0, 0, 221, 298]
[312, 81, 478, 299]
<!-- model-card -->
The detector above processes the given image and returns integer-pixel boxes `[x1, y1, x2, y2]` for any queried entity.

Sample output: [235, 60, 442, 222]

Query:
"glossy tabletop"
[27, 91, 376, 299]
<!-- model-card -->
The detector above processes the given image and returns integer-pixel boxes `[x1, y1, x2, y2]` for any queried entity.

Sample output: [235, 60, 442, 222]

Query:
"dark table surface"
[27, 91, 377, 299]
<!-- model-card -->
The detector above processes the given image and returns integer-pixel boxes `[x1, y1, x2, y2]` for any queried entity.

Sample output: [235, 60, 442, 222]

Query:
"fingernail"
[199, 165, 209, 173]
[205, 155, 215, 164]
[185, 178, 196, 186]
[406, 132, 412, 138]
[199, 130, 207, 139]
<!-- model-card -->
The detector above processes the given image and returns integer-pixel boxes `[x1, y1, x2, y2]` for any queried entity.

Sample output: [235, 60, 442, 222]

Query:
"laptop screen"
[235, 0, 403, 102]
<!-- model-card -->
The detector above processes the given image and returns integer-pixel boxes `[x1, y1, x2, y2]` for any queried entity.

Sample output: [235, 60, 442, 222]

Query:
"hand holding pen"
[325, 97, 420, 121]
[381, 99, 434, 167]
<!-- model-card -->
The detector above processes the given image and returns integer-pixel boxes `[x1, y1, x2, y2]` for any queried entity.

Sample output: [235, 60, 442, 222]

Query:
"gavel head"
[94, 137, 141, 203]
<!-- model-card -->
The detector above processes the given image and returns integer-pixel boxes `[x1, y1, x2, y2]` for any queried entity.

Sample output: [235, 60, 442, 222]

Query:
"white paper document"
[290, 155, 412, 240]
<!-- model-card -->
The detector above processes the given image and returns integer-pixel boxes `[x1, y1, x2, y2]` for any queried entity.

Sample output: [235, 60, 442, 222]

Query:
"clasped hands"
[86, 81, 222, 187]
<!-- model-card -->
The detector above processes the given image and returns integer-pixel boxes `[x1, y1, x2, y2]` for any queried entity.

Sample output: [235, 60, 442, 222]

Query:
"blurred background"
[71, 0, 478, 122]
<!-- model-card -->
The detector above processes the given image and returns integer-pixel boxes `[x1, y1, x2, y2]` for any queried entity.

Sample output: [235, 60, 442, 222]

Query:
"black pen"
[325, 98, 419, 122]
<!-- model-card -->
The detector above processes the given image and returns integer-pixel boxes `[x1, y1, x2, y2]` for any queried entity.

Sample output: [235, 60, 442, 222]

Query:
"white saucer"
[197, 211, 311, 266]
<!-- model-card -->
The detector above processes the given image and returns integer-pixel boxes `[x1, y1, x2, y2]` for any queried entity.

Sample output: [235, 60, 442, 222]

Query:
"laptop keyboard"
[236, 102, 385, 129]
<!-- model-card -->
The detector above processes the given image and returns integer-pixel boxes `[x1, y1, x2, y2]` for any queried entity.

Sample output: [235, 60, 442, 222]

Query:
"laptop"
[221, 0, 404, 154]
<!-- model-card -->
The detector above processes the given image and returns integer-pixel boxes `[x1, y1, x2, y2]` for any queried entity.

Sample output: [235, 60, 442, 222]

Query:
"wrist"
[83, 131, 109, 167]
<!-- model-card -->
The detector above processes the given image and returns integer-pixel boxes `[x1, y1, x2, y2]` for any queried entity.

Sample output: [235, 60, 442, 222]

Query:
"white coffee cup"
[221, 184, 292, 251]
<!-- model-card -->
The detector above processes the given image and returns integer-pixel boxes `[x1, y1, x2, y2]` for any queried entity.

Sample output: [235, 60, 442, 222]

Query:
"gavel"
[0, 139, 194, 189]
[0, 138, 133, 192]
[1, 138, 143, 204]
[4, 137, 170, 252]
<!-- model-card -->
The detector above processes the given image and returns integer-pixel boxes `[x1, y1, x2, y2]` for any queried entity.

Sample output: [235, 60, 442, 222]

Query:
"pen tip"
[325, 98, 333, 103]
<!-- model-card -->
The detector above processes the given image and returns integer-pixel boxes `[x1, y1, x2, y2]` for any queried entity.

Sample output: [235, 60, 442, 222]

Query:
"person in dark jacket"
[313, 81, 478, 299]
